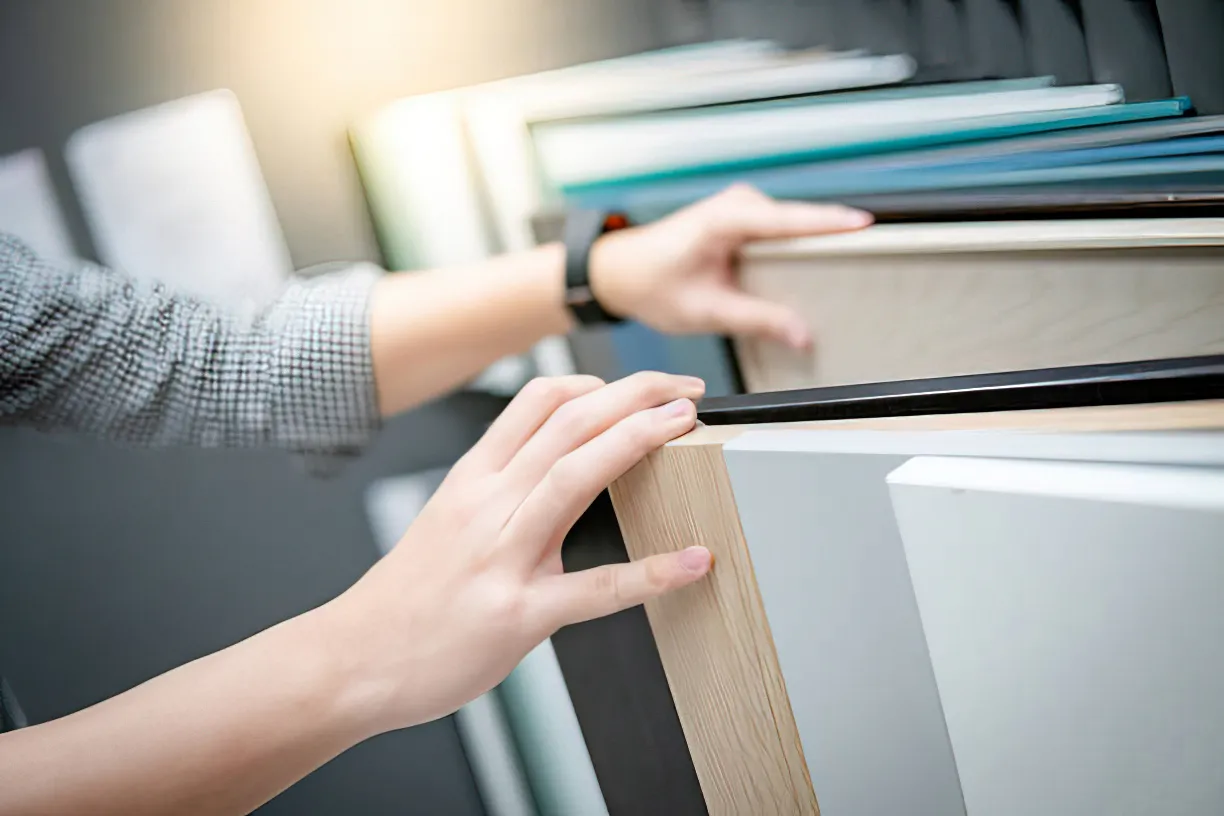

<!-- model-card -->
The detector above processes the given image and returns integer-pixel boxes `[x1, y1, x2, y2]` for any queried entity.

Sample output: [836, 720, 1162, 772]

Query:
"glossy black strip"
[696, 355, 1224, 426]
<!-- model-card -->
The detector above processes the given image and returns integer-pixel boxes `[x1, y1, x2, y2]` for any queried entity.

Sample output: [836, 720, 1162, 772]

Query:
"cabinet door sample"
[735, 220, 1224, 393]
[890, 456, 1224, 816]
[610, 400, 1224, 814]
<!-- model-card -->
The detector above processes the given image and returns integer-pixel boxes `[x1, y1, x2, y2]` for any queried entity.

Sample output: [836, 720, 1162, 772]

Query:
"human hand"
[588, 184, 872, 349]
[323, 372, 712, 734]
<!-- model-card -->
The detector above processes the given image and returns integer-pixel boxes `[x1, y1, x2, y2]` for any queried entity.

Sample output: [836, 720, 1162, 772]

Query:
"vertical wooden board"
[609, 442, 818, 815]
[889, 456, 1224, 816]
[723, 447, 966, 816]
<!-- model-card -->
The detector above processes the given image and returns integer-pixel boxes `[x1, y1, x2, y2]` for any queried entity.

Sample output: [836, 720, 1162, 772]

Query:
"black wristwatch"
[563, 209, 631, 326]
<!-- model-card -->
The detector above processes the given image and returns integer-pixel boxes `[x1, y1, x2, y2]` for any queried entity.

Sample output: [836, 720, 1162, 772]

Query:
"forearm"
[370, 242, 574, 415]
[0, 607, 374, 816]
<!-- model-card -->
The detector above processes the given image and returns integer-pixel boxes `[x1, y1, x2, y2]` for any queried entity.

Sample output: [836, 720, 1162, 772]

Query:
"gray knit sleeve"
[0, 233, 382, 456]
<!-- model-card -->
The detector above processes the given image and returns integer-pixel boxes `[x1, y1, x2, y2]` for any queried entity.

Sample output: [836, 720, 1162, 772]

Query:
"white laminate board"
[889, 456, 1224, 816]
[66, 90, 292, 316]
[0, 148, 76, 262]
[742, 219, 1224, 258]
[723, 428, 1224, 466]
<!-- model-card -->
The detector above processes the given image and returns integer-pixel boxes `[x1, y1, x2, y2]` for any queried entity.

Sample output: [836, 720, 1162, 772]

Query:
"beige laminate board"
[734, 220, 1224, 393]
[609, 399, 1224, 816]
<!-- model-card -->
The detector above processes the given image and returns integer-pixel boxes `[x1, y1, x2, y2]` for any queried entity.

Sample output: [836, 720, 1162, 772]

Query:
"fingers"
[458, 375, 605, 475]
[500, 371, 705, 497]
[705, 184, 872, 242]
[535, 547, 713, 627]
[503, 395, 698, 557]
[698, 290, 811, 349]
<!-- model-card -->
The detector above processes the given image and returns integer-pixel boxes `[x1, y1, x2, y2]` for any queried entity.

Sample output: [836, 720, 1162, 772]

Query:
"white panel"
[0, 148, 76, 262]
[66, 90, 292, 317]
[726, 428, 1224, 466]
[889, 457, 1224, 816]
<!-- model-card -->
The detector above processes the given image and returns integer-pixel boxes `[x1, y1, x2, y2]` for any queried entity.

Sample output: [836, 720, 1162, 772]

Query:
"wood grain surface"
[609, 399, 1224, 815]
[735, 222, 1224, 393]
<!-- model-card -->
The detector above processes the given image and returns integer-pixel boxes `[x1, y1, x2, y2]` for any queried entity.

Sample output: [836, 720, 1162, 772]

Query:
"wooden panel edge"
[609, 441, 818, 816]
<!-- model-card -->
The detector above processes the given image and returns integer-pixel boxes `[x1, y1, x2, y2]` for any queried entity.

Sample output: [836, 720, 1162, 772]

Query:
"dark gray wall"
[0, 0, 668, 812]
[0, 0, 669, 268]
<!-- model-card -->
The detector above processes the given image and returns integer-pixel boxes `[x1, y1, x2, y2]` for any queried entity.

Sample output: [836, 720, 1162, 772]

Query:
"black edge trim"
[696, 356, 1224, 426]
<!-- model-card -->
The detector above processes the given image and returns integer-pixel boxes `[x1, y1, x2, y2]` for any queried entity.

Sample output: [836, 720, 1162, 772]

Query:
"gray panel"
[723, 447, 966, 816]
[890, 457, 1224, 816]
[723, 429, 1224, 815]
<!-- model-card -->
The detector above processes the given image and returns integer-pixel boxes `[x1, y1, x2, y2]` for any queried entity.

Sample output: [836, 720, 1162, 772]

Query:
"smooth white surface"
[742, 218, 1224, 258]
[724, 428, 1224, 466]
[890, 456, 1224, 816]
[0, 148, 76, 262]
[66, 90, 292, 317]
[536, 84, 1123, 185]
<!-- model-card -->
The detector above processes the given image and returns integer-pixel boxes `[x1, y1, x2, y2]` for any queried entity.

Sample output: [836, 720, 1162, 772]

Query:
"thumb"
[540, 546, 713, 627]
[698, 290, 812, 349]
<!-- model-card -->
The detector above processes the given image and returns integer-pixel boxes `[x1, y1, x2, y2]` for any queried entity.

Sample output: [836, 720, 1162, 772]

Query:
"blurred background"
[2, 1, 1222, 813]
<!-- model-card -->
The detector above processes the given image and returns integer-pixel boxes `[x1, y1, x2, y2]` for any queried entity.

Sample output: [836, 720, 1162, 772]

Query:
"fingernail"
[664, 398, 694, 418]
[678, 546, 712, 574]
[844, 208, 873, 227]
[681, 375, 706, 391]
[786, 323, 811, 349]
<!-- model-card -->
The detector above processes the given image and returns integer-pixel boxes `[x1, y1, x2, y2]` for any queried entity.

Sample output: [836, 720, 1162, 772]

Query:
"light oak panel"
[609, 400, 1224, 815]
[609, 442, 817, 816]
[733, 221, 1224, 392]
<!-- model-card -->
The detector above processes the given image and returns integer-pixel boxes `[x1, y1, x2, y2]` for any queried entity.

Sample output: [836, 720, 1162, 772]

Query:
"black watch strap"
[564, 209, 629, 326]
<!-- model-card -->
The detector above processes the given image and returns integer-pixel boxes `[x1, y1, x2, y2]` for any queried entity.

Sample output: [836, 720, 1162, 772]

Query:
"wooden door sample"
[733, 219, 1224, 393]
[610, 394, 1224, 815]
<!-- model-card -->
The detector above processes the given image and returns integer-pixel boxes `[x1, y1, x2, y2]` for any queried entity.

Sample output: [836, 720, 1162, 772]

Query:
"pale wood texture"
[610, 400, 1224, 815]
[734, 221, 1224, 393]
